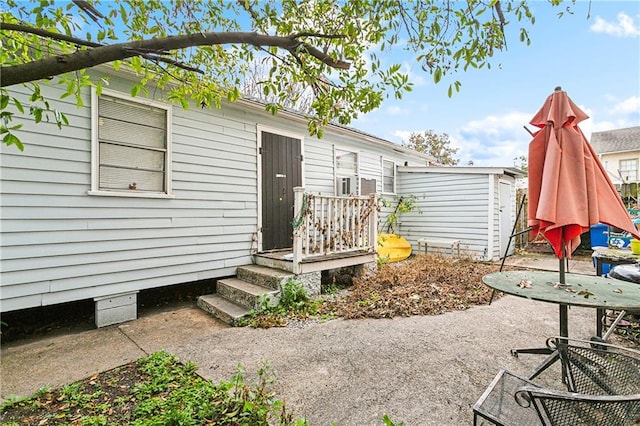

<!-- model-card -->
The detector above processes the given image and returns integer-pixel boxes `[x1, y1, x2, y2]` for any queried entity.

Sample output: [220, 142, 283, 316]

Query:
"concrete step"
[237, 264, 294, 290]
[197, 294, 250, 325]
[216, 278, 279, 310]
[253, 254, 294, 273]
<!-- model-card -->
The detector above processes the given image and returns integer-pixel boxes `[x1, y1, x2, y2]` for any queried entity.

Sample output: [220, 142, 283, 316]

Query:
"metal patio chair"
[473, 337, 640, 425]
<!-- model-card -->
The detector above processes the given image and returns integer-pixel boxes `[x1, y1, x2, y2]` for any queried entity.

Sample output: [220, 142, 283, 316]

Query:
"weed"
[279, 279, 309, 309]
[239, 279, 322, 328]
[321, 280, 340, 295]
[0, 351, 307, 425]
[379, 194, 421, 234]
[383, 414, 405, 426]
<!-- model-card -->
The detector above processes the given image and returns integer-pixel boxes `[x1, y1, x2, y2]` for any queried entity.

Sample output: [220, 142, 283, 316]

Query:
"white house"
[0, 71, 521, 326]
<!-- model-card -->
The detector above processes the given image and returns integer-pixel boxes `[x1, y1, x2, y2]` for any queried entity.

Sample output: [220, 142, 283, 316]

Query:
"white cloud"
[583, 97, 640, 140]
[613, 96, 640, 115]
[389, 111, 540, 167]
[450, 112, 534, 167]
[386, 105, 410, 116]
[393, 130, 413, 142]
[590, 12, 640, 37]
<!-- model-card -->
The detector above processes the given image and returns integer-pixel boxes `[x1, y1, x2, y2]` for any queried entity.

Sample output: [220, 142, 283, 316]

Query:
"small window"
[619, 159, 638, 182]
[337, 176, 356, 195]
[335, 150, 358, 195]
[382, 159, 396, 194]
[90, 90, 172, 197]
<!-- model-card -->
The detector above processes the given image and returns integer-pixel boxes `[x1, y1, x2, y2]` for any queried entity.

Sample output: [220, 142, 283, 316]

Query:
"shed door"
[499, 181, 513, 257]
[261, 131, 302, 251]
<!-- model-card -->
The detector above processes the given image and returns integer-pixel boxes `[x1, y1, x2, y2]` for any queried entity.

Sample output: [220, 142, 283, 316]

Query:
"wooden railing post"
[292, 187, 305, 274]
[370, 193, 378, 253]
[291, 191, 378, 267]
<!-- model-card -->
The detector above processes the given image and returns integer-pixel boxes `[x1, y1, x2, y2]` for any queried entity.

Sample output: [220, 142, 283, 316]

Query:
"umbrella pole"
[559, 241, 569, 338]
[558, 237, 570, 384]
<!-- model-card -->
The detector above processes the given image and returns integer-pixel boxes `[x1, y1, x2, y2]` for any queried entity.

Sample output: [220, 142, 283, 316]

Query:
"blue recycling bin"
[590, 223, 611, 275]
[590, 223, 609, 248]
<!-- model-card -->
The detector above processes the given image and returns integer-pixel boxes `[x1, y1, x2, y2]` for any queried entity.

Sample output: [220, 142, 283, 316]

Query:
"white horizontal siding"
[359, 152, 382, 186]
[1, 76, 258, 311]
[397, 171, 491, 259]
[1, 74, 436, 313]
[301, 140, 334, 194]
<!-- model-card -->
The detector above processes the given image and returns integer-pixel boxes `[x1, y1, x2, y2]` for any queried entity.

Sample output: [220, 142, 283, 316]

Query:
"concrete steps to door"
[237, 264, 296, 290]
[217, 277, 279, 310]
[197, 294, 250, 325]
[197, 264, 293, 325]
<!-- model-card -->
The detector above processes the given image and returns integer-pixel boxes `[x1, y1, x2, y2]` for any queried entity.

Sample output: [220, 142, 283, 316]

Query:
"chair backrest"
[517, 386, 640, 426]
[550, 337, 640, 396]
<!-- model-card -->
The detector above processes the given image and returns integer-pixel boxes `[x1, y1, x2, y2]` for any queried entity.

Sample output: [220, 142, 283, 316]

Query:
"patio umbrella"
[527, 87, 640, 261]
[526, 87, 640, 343]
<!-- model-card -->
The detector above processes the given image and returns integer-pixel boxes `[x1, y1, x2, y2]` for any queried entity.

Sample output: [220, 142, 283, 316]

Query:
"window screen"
[382, 159, 395, 193]
[97, 95, 168, 193]
[335, 151, 358, 195]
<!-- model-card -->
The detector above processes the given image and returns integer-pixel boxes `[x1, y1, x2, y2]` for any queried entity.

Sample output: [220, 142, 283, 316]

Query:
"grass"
[0, 352, 308, 425]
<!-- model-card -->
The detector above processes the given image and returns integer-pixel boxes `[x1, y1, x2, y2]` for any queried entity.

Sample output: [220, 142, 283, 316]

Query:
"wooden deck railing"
[292, 187, 378, 273]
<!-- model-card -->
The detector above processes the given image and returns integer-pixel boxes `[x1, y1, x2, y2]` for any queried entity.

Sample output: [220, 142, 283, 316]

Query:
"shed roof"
[590, 126, 640, 154]
[398, 166, 525, 177]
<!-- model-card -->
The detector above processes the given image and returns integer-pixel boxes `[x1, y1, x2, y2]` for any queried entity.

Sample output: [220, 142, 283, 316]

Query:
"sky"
[350, 1, 640, 167]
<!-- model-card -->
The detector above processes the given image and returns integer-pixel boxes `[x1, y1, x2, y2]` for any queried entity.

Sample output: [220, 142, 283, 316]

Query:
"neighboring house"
[590, 126, 640, 187]
[0, 71, 521, 326]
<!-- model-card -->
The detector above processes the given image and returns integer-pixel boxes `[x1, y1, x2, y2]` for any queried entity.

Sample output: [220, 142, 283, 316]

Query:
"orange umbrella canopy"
[527, 88, 640, 259]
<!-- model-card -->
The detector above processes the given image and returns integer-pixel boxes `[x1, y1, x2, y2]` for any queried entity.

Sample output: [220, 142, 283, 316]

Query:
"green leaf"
[0, 95, 9, 109]
[61, 81, 76, 99]
[32, 108, 43, 123]
[3, 132, 24, 151]
[131, 84, 141, 97]
[433, 67, 443, 84]
[13, 97, 24, 113]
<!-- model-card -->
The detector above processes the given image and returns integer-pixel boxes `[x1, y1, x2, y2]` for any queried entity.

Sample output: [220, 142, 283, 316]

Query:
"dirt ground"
[2, 253, 638, 425]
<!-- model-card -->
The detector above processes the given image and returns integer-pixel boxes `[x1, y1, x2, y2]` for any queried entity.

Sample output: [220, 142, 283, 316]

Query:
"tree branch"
[126, 49, 205, 74]
[1, 22, 102, 47]
[1, 27, 351, 87]
[72, 0, 105, 23]
[1, 23, 204, 75]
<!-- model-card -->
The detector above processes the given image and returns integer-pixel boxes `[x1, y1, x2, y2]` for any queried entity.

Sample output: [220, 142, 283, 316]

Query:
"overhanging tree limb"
[1, 23, 102, 48]
[0, 28, 350, 87]
[1, 23, 205, 74]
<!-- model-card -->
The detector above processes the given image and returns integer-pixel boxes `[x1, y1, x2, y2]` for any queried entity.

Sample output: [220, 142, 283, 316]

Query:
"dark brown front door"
[261, 131, 302, 251]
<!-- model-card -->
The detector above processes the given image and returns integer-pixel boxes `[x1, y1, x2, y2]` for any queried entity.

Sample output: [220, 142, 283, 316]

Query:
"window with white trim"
[619, 159, 638, 182]
[382, 159, 396, 194]
[91, 90, 172, 197]
[335, 150, 358, 195]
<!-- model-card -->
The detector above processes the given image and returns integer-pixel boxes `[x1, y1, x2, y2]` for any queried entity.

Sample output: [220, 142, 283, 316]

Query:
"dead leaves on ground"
[321, 254, 505, 319]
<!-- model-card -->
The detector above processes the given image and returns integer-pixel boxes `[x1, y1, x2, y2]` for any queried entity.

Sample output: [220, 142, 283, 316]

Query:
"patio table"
[482, 270, 640, 379]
